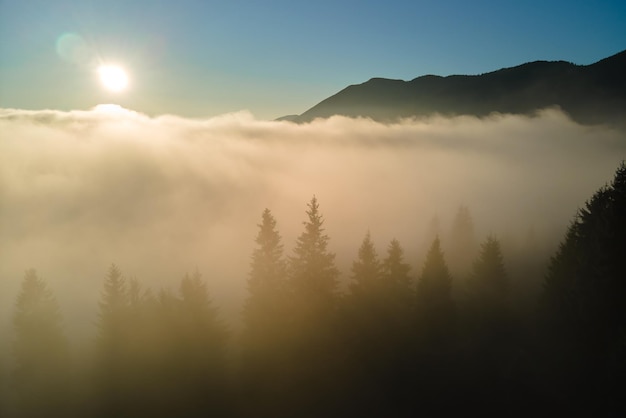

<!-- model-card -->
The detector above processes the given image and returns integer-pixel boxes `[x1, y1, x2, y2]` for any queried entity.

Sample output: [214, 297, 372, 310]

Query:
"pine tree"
[465, 236, 510, 344]
[124, 276, 152, 365]
[177, 271, 229, 415]
[178, 270, 227, 359]
[345, 231, 383, 352]
[378, 238, 415, 412]
[382, 239, 412, 291]
[94, 263, 130, 417]
[288, 196, 339, 316]
[542, 162, 626, 415]
[380, 239, 414, 314]
[349, 231, 382, 299]
[241, 209, 289, 416]
[467, 235, 508, 312]
[123, 272, 229, 417]
[243, 208, 287, 338]
[97, 264, 128, 346]
[285, 196, 341, 415]
[414, 238, 458, 415]
[12, 269, 70, 417]
[416, 237, 455, 331]
[462, 236, 514, 413]
[544, 163, 626, 334]
[119, 277, 164, 416]
[344, 234, 415, 415]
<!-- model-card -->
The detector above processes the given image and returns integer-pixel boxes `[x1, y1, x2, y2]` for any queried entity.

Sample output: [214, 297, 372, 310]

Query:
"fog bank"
[1, 106, 624, 334]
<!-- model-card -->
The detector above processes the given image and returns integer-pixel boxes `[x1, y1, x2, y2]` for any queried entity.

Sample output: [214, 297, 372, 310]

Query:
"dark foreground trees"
[3, 164, 626, 417]
[343, 233, 415, 415]
[462, 235, 521, 412]
[542, 162, 626, 415]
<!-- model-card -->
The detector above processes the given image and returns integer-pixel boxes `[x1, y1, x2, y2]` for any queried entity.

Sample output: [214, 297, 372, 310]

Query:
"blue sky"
[1, 0, 625, 119]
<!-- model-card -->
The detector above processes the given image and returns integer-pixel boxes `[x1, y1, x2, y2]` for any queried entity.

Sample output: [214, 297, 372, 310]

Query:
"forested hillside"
[292, 49, 626, 128]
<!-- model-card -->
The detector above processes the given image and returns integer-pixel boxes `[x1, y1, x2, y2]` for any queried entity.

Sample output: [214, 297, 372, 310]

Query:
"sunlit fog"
[1, 106, 625, 416]
[0, 107, 621, 320]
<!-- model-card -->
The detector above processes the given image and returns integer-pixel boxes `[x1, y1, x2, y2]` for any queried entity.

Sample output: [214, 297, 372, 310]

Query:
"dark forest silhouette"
[1, 163, 626, 417]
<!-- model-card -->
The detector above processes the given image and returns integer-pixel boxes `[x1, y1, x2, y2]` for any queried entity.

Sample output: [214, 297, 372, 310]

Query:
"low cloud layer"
[1, 106, 624, 333]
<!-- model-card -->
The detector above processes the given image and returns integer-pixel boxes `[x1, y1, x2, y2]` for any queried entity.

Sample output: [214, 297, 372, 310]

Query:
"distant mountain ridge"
[289, 49, 626, 126]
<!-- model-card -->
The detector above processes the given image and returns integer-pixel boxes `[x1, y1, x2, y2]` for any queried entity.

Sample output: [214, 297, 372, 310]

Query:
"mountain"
[289, 49, 626, 126]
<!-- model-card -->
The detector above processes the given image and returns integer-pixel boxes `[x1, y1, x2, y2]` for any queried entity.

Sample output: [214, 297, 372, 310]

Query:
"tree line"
[2, 163, 625, 417]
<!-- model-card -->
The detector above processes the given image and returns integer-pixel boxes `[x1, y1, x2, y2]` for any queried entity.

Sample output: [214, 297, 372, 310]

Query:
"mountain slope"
[292, 49, 626, 126]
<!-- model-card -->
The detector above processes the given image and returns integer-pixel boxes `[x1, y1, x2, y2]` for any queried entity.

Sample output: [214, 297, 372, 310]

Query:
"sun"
[97, 65, 129, 92]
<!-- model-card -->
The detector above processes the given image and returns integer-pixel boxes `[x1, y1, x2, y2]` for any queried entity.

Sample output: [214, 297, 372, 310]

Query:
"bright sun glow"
[98, 65, 129, 92]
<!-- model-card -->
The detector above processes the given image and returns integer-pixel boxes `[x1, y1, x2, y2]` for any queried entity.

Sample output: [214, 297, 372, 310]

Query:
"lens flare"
[56, 33, 92, 65]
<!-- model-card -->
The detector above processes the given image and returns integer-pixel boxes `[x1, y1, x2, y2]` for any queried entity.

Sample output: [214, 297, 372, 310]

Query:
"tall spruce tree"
[285, 196, 341, 416]
[118, 277, 164, 417]
[12, 269, 70, 417]
[97, 264, 129, 347]
[349, 231, 382, 299]
[542, 162, 626, 415]
[466, 236, 508, 313]
[382, 239, 413, 294]
[345, 231, 383, 351]
[241, 209, 289, 416]
[414, 238, 459, 416]
[379, 238, 415, 412]
[380, 238, 414, 323]
[176, 271, 229, 416]
[463, 236, 515, 413]
[95, 263, 130, 417]
[288, 196, 339, 316]
[243, 209, 287, 340]
[416, 237, 455, 335]
[380, 238, 414, 324]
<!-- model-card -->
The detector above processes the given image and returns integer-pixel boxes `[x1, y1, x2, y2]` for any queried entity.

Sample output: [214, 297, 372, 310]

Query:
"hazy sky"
[1, 0, 625, 119]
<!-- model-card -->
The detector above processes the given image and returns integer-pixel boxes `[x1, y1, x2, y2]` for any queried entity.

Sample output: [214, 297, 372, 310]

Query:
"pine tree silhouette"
[12, 269, 71, 417]
[94, 264, 130, 417]
[542, 162, 626, 415]
[416, 237, 455, 331]
[467, 236, 508, 313]
[413, 238, 458, 412]
[463, 236, 516, 414]
[284, 196, 342, 416]
[349, 231, 382, 299]
[243, 208, 287, 344]
[345, 234, 415, 416]
[176, 271, 229, 416]
[241, 209, 290, 417]
[288, 196, 339, 317]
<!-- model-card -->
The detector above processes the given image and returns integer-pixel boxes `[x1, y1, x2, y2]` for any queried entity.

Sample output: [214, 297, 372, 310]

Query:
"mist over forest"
[1, 106, 625, 416]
